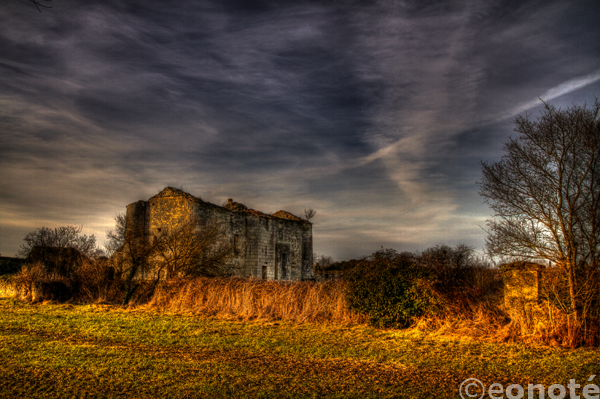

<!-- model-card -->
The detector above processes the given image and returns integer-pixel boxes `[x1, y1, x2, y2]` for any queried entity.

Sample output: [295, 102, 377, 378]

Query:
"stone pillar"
[502, 262, 545, 327]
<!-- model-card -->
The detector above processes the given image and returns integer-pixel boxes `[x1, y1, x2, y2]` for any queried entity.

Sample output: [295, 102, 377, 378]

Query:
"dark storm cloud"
[1, 0, 599, 259]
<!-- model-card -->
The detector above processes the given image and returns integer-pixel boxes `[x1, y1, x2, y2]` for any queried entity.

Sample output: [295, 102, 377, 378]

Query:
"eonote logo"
[459, 378, 485, 399]
[459, 376, 599, 399]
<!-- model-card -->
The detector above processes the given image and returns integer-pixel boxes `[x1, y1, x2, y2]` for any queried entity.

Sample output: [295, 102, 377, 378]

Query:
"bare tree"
[153, 218, 234, 278]
[110, 224, 165, 305]
[18, 226, 99, 276]
[19, 226, 98, 258]
[303, 208, 316, 221]
[110, 216, 233, 304]
[419, 244, 475, 269]
[479, 99, 600, 328]
[105, 213, 126, 257]
[418, 244, 483, 288]
[313, 253, 334, 269]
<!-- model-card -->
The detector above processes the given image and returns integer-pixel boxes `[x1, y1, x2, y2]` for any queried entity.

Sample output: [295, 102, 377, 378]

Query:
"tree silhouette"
[480, 99, 600, 332]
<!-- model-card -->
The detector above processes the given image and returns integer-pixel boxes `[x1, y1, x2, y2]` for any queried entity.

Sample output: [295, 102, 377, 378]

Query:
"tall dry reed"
[145, 277, 366, 325]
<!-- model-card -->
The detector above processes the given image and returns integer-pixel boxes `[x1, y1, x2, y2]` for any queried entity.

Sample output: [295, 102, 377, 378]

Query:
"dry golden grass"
[6, 260, 597, 348]
[141, 275, 600, 348]
[145, 277, 366, 325]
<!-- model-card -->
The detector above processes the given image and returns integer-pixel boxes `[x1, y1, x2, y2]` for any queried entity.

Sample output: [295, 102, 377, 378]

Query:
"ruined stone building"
[124, 187, 314, 280]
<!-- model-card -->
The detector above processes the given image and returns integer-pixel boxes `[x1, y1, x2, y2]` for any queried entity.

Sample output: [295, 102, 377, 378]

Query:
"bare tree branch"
[110, 216, 234, 304]
[18, 225, 100, 277]
[104, 213, 126, 257]
[30, 0, 52, 13]
[479, 99, 600, 325]
[303, 208, 316, 221]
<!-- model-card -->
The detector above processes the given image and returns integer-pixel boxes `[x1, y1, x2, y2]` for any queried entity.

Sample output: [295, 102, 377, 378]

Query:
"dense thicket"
[339, 246, 497, 328]
[17, 226, 101, 277]
[344, 256, 438, 328]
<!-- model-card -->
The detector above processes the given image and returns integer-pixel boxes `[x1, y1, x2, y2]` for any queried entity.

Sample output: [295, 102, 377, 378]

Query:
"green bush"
[344, 257, 438, 328]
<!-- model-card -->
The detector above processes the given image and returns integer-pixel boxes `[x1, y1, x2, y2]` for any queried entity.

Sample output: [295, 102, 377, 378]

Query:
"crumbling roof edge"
[272, 210, 309, 223]
[129, 188, 311, 223]
[149, 186, 199, 201]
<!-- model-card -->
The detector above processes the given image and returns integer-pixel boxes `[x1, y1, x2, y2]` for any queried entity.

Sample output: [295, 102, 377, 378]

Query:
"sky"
[1, 0, 600, 260]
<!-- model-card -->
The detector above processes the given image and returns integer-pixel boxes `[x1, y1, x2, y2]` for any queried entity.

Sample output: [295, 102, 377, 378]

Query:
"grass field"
[1, 298, 598, 398]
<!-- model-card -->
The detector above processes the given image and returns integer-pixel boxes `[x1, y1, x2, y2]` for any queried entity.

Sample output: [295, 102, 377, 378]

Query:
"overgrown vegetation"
[11, 260, 121, 303]
[4, 240, 594, 348]
[18, 226, 101, 276]
[319, 246, 504, 336]
[110, 213, 234, 305]
[344, 255, 438, 328]
[480, 100, 600, 346]
[9, 216, 235, 305]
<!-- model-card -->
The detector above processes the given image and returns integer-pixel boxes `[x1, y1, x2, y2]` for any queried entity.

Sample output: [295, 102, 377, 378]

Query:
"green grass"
[0, 298, 598, 398]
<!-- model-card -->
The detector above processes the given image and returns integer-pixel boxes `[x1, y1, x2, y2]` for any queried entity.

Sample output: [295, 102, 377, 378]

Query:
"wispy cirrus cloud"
[504, 69, 600, 118]
[1, 0, 599, 259]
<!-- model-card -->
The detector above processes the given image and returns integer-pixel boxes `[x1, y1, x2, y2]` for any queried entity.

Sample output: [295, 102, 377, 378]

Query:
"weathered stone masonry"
[125, 187, 314, 280]
[502, 261, 562, 329]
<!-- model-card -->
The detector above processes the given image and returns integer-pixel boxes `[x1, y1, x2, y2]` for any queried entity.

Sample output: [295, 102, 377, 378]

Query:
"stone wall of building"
[123, 187, 313, 280]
